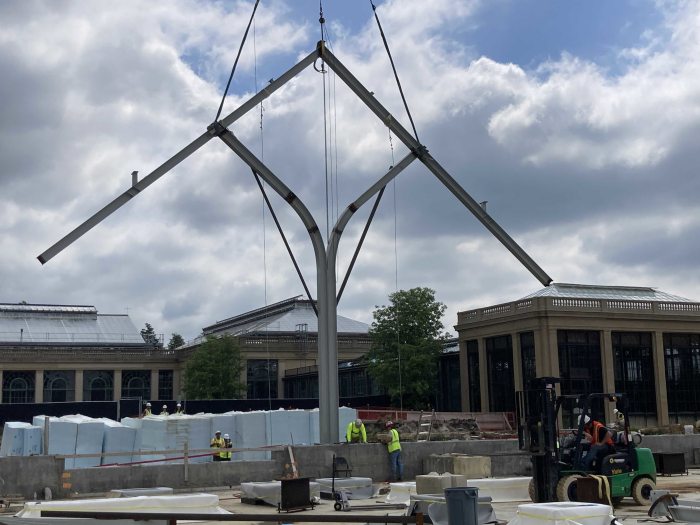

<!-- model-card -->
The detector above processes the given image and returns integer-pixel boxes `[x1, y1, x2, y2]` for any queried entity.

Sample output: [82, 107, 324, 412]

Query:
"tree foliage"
[367, 287, 448, 409]
[183, 335, 244, 399]
[167, 333, 185, 350]
[140, 322, 161, 346]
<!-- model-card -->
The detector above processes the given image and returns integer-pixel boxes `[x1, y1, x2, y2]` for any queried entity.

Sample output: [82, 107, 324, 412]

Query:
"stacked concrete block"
[32, 415, 78, 468]
[416, 472, 469, 494]
[235, 411, 270, 460]
[0, 422, 41, 456]
[62, 415, 105, 468]
[268, 409, 311, 446]
[100, 418, 136, 466]
[424, 453, 491, 478]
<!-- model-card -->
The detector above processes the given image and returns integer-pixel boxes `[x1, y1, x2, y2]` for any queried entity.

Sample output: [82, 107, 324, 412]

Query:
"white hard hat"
[162, 405, 167, 409]
[177, 403, 181, 406]
[146, 402, 151, 406]
[224, 434, 230, 439]
[215, 430, 221, 434]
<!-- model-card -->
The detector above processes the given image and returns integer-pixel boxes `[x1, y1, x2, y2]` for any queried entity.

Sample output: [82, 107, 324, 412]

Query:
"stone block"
[453, 455, 491, 478]
[415, 472, 469, 494]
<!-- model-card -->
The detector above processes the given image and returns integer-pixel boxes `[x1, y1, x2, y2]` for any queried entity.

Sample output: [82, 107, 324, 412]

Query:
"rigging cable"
[369, 0, 420, 143]
[319, 0, 331, 242]
[253, 17, 273, 413]
[388, 130, 403, 412]
[214, 0, 261, 123]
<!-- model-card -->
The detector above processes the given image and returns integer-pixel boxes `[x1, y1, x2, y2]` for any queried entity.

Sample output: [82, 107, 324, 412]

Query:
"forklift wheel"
[632, 477, 655, 506]
[334, 502, 342, 511]
[556, 475, 580, 502]
[528, 478, 540, 503]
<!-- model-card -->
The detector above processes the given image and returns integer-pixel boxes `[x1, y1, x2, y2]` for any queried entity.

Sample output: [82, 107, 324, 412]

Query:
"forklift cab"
[517, 378, 656, 505]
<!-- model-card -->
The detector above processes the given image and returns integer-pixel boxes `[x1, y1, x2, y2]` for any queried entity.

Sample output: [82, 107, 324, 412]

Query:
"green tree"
[167, 333, 185, 350]
[183, 335, 244, 399]
[367, 287, 448, 409]
[140, 323, 159, 345]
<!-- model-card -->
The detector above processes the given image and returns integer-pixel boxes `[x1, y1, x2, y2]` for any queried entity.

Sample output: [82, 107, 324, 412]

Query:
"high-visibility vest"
[591, 421, 614, 446]
[346, 422, 367, 443]
[211, 437, 227, 458]
[387, 428, 401, 453]
[143, 408, 152, 416]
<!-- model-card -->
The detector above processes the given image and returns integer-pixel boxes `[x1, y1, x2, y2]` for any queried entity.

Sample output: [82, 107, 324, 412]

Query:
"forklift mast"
[516, 377, 561, 503]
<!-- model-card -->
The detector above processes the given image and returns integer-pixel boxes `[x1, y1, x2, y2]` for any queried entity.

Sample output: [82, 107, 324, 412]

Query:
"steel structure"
[39, 41, 552, 443]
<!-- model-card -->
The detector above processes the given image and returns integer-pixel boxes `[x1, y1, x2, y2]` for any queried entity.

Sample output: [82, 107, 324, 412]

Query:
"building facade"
[455, 283, 700, 427]
[193, 296, 372, 400]
[0, 303, 176, 404]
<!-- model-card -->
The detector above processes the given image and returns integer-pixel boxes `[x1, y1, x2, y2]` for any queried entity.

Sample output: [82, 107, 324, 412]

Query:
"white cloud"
[2, 0, 700, 344]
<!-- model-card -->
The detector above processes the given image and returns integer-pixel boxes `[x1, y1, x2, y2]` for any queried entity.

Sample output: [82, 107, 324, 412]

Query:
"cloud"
[2, 0, 700, 345]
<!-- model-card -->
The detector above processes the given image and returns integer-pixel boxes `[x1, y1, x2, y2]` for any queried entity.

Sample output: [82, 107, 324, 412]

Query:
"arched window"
[43, 371, 75, 402]
[83, 371, 114, 401]
[121, 370, 150, 400]
[2, 371, 35, 403]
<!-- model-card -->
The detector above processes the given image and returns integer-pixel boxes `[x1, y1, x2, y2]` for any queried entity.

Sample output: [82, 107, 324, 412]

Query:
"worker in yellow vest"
[210, 430, 226, 461]
[385, 421, 403, 481]
[175, 402, 185, 415]
[346, 418, 367, 443]
[221, 433, 233, 461]
[160, 404, 169, 416]
[143, 402, 152, 416]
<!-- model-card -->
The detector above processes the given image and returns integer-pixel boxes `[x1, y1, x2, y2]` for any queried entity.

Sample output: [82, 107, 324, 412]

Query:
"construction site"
[3, 1, 700, 525]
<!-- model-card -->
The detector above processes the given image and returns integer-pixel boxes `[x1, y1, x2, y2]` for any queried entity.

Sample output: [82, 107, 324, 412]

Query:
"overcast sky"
[2, 0, 700, 343]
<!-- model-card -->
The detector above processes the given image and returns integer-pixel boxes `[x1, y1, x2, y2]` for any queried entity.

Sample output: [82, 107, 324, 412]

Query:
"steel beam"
[319, 43, 553, 286]
[38, 50, 317, 265]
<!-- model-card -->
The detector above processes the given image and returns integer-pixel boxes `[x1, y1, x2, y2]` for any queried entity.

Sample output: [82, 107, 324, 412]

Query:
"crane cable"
[388, 130, 403, 412]
[214, 0, 261, 123]
[318, 0, 331, 242]
[252, 17, 274, 413]
[369, 0, 420, 143]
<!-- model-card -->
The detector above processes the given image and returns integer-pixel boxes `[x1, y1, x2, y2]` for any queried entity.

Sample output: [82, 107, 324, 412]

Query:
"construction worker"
[210, 430, 226, 462]
[143, 402, 152, 416]
[160, 404, 169, 416]
[175, 402, 185, 415]
[579, 415, 614, 470]
[221, 433, 233, 461]
[346, 418, 367, 443]
[385, 421, 403, 481]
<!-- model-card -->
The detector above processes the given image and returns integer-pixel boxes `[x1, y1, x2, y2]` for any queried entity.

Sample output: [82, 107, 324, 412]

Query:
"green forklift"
[516, 377, 657, 506]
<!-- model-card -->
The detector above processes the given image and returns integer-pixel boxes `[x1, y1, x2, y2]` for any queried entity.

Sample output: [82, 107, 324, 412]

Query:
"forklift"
[516, 377, 656, 506]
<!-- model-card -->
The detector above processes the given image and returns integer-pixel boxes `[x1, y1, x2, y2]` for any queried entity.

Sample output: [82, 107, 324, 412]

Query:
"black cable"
[336, 187, 386, 304]
[214, 0, 261, 123]
[369, 0, 420, 143]
[251, 169, 319, 318]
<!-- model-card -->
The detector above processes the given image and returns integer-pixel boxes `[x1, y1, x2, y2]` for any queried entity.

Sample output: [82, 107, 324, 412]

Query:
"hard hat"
[385, 420, 394, 428]
[355, 418, 363, 426]
[162, 405, 167, 409]
[224, 434, 230, 439]
[215, 430, 221, 434]
[177, 403, 181, 406]
[146, 402, 151, 406]
[577, 415, 590, 425]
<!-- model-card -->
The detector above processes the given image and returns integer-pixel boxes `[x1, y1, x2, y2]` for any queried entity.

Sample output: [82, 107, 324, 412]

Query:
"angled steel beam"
[319, 42, 553, 286]
[37, 49, 317, 264]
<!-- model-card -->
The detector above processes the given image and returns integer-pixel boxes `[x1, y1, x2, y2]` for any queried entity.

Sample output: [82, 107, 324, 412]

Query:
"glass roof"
[521, 283, 694, 302]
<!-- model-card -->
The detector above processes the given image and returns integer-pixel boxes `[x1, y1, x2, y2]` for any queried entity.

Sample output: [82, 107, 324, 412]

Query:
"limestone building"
[194, 296, 371, 400]
[0, 303, 175, 403]
[455, 283, 700, 426]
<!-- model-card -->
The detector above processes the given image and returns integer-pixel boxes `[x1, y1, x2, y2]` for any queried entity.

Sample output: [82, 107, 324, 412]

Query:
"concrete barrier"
[3, 435, 698, 498]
